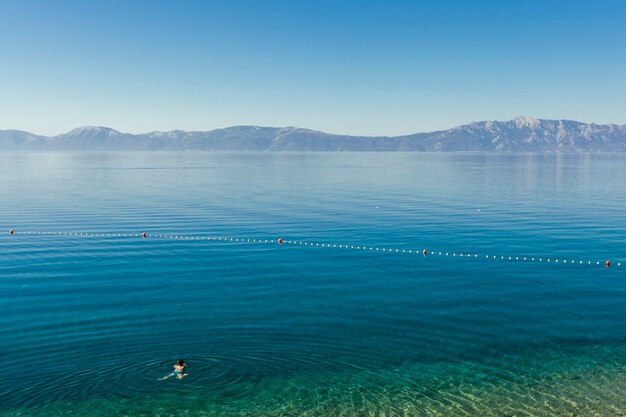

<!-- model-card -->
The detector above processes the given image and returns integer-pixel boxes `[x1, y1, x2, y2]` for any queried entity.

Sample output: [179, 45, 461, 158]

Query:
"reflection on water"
[2, 152, 626, 416]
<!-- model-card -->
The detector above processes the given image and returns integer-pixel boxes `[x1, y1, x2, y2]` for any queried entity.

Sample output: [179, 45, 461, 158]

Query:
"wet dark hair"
[177, 359, 185, 366]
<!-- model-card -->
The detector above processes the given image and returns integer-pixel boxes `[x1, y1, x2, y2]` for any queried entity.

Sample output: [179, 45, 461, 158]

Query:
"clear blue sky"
[1, 0, 625, 136]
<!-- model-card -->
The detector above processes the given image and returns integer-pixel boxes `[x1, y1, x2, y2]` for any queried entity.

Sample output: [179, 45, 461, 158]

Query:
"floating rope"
[7, 229, 621, 268]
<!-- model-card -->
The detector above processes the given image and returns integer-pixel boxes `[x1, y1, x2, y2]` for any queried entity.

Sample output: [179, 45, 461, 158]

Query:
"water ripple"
[2, 152, 626, 416]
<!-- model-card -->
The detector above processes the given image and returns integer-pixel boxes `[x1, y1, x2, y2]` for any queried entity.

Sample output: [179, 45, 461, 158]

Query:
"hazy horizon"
[4, 115, 626, 138]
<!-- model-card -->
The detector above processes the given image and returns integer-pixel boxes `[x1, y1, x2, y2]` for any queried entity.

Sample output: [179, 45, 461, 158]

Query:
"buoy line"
[7, 229, 622, 268]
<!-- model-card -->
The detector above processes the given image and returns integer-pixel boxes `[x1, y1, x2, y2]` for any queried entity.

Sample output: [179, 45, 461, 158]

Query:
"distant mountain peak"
[1, 118, 625, 151]
[62, 126, 121, 137]
[511, 116, 540, 126]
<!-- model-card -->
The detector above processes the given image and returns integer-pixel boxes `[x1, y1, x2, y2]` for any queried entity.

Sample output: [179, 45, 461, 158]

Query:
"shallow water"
[1, 152, 626, 416]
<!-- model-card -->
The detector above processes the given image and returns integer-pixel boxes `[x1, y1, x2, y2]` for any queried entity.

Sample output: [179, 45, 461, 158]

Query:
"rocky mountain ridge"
[1, 117, 625, 151]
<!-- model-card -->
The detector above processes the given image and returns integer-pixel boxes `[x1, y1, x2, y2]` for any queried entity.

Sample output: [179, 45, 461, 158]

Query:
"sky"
[0, 0, 625, 136]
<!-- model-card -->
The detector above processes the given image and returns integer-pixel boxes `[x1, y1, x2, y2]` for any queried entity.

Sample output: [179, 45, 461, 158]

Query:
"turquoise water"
[1, 152, 626, 416]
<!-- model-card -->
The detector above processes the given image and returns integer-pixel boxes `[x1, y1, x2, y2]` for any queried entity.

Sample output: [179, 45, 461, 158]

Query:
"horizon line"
[3, 116, 626, 138]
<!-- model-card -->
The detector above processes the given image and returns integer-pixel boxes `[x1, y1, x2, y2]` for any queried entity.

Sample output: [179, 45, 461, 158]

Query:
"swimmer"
[160, 359, 188, 380]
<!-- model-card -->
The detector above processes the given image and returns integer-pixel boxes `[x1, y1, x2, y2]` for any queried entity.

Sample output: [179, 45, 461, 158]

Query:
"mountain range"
[1, 117, 625, 152]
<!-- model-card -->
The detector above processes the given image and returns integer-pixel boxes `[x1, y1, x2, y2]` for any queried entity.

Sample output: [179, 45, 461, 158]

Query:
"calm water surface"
[1, 152, 626, 416]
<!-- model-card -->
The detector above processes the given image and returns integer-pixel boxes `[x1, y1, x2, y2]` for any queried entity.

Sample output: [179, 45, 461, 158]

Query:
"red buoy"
[606, 260, 611, 268]
[142, 232, 147, 239]
[422, 249, 427, 256]
[9, 229, 14, 235]
[277, 238, 283, 245]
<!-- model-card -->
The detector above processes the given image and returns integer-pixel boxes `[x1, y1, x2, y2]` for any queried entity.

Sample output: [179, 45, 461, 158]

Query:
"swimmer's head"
[177, 359, 185, 366]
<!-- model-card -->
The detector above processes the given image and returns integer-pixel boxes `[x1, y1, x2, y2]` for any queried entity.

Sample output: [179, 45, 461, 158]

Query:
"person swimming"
[160, 359, 188, 380]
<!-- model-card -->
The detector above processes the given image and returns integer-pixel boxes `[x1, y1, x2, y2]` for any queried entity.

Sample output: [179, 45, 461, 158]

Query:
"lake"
[1, 152, 626, 416]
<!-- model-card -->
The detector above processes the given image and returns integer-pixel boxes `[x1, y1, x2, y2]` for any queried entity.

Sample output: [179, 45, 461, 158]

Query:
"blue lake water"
[1, 152, 626, 416]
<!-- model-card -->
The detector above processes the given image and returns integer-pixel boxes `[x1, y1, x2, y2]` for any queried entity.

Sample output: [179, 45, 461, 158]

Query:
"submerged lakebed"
[1, 152, 626, 416]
